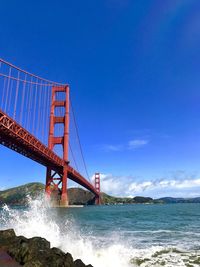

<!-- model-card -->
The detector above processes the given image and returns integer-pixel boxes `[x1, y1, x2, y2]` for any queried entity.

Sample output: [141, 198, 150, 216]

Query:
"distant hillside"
[158, 197, 200, 204]
[68, 188, 95, 205]
[0, 183, 44, 206]
[0, 183, 95, 206]
[0, 183, 200, 206]
[0, 183, 154, 206]
[101, 192, 153, 204]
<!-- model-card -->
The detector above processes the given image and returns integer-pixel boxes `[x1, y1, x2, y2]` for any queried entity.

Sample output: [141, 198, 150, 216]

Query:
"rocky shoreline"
[0, 229, 93, 267]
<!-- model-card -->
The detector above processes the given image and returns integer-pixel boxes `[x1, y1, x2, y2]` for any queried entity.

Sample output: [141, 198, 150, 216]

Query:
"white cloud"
[101, 144, 123, 152]
[93, 173, 200, 198]
[128, 139, 149, 150]
[100, 139, 149, 152]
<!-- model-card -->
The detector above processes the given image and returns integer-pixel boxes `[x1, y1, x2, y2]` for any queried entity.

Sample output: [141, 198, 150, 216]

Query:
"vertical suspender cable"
[70, 98, 90, 181]
[1, 77, 7, 110]
[27, 76, 33, 131]
[69, 142, 79, 172]
[5, 67, 11, 112]
[32, 78, 38, 135]
[14, 71, 20, 120]
[24, 77, 31, 129]
[44, 85, 50, 145]
[20, 74, 27, 125]
[46, 85, 51, 145]
[37, 82, 42, 140]
[8, 79, 13, 115]
[41, 84, 45, 142]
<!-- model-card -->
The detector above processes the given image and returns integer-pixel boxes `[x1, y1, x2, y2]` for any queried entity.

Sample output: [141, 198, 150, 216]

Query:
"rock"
[29, 237, 51, 250]
[65, 252, 74, 267]
[0, 228, 16, 239]
[44, 249, 73, 267]
[0, 229, 19, 252]
[51, 247, 66, 257]
[0, 248, 22, 267]
[24, 260, 44, 267]
[0, 229, 91, 267]
[6, 235, 28, 264]
[9, 236, 50, 264]
[74, 259, 87, 267]
[0, 229, 16, 247]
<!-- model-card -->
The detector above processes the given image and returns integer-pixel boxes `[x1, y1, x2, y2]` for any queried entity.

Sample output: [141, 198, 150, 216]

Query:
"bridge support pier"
[45, 165, 69, 207]
[60, 165, 68, 207]
[45, 85, 70, 207]
[95, 196, 101, 205]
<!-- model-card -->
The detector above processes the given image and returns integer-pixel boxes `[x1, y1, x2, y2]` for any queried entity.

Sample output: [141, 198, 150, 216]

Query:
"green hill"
[0, 183, 44, 206]
[0, 183, 153, 206]
[101, 192, 153, 204]
[0, 183, 95, 206]
[1, 183, 200, 206]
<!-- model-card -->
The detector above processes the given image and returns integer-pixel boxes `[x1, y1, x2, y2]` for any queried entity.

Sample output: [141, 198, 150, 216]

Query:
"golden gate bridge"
[0, 58, 100, 206]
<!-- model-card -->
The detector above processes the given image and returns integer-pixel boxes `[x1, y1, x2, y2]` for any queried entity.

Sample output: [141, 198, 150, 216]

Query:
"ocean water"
[0, 198, 200, 267]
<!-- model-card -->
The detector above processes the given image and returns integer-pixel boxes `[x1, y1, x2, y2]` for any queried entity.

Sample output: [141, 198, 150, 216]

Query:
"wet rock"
[74, 259, 87, 267]
[0, 229, 19, 252]
[7, 236, 29, 264]
[0, 248, 22, 267]
[65, 252, 74, 267]
[0, 229, 16, 239]
[24, 260, 44, 267]
[19, 237, 51, 263]
[0, 229, 91, 267]
[74, 259, 94, 267]
[29, 237, 51, 250]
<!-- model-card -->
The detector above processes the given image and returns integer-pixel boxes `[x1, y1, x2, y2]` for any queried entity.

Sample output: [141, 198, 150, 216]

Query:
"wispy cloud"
[100, 139, 149, 152]
[128, 139, 149, 150]
[129, 178, 200, 191]
[92, 173, 200, 198]
[101, 144, 123, 152]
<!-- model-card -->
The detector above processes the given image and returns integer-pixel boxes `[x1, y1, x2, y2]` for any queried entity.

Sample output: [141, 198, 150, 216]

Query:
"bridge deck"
[0, 109, 99, 197]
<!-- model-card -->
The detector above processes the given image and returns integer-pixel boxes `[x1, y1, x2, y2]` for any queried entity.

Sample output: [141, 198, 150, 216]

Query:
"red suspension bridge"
[0, 58, 101, 206]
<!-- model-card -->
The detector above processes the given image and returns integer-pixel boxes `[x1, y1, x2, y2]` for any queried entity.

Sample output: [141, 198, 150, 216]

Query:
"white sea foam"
[0, 197, 199, 267]
[0, 197, 133, 267]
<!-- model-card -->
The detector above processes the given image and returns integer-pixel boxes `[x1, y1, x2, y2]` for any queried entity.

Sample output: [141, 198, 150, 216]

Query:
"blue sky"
[1, 0, 200, 197]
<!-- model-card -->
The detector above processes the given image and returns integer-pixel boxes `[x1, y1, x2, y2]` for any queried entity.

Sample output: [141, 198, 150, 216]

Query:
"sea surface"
[0, 198, 200, 267]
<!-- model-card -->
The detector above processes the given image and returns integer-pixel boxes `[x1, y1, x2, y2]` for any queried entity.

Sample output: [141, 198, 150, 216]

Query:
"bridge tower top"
[95, 173, 100, 193]
[95, 173, 101, 205]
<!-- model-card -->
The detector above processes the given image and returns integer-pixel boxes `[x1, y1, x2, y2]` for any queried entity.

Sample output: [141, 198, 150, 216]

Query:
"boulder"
[0, 229, 16, 239]
[74, 259, 87, 267]
[0, 229, 93, 267]
[0, 248, 22, 267]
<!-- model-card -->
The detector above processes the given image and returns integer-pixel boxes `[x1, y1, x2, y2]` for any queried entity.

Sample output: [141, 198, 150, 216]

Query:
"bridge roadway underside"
[0, 109, 99, 197]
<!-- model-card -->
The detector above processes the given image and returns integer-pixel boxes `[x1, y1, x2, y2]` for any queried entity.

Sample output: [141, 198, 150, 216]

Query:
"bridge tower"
[95, 172, 101, 204]
[45, 85, 69, 207]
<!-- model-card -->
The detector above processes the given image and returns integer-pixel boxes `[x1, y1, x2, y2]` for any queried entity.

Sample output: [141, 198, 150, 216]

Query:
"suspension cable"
[70, 97, 90, 181]
[69, 142, 79, 172]
[0, 58, 65, 86]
